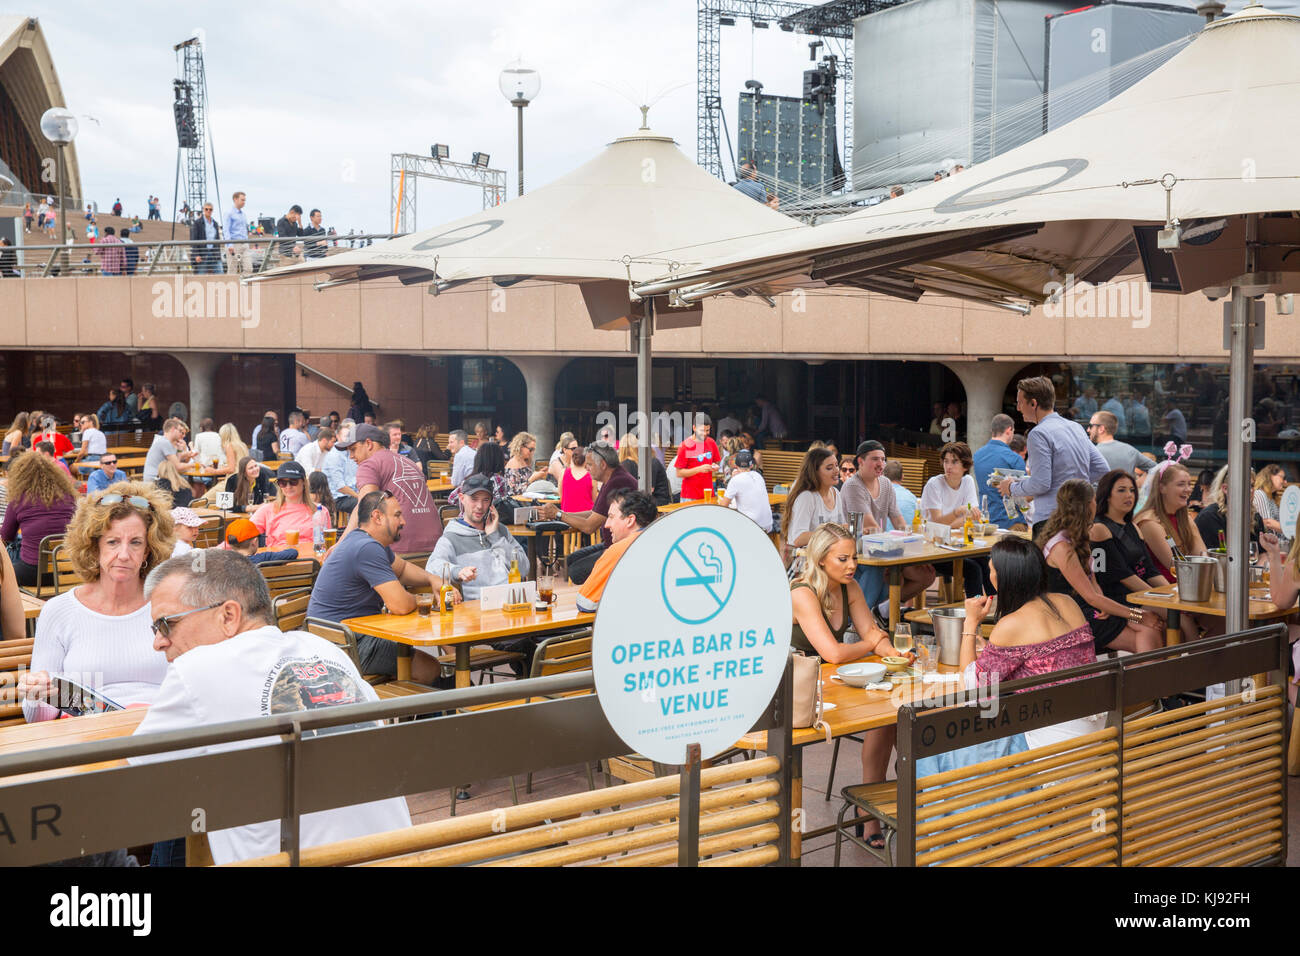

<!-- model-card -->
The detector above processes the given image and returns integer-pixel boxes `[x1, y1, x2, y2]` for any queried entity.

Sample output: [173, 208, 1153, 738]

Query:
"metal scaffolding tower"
[696, 0, 897, 189]
[390, 153, 507, 234]
[173, 35, 220, 225]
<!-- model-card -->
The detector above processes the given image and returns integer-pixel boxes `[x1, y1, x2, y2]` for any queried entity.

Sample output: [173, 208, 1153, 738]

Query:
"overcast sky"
[25, 1, 846, 232]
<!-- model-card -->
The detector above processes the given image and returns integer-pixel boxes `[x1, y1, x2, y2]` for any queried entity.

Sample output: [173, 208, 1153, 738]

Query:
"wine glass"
[893, 622, 913, 655]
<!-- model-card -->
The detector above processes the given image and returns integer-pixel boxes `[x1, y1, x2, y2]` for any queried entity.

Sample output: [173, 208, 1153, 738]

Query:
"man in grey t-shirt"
[1088, 410, 1152, 475]
[143, 417, 196, 482]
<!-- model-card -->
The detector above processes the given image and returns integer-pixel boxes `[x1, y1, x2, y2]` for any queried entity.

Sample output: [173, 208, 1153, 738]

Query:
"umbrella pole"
[636, 299, 654, 494]
[1225, 215, 1259, 638]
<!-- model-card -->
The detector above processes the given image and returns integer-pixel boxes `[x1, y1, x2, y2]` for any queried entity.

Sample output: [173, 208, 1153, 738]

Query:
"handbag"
[790, 651, 832, 742]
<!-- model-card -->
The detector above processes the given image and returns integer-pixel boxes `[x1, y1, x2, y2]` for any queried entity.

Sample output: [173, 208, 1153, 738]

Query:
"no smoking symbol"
[659, 529, 737, 625]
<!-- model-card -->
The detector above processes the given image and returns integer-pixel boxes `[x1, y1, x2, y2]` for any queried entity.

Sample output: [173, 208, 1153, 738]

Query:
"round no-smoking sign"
[593, 506, 791, 765]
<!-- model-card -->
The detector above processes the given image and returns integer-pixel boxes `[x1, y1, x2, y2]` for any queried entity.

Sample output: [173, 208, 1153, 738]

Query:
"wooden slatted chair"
[303, 617, 433, 700]
[891, 458, 927, 497]
[272, 588, 312, 632]
[439, 504, 460, 527]
[193, 517, 224, 549]
[756, 450, 805, 493]
[257, 558, 320, 598]
[228, 755, 786, 868]
[0, 637, 35, 727]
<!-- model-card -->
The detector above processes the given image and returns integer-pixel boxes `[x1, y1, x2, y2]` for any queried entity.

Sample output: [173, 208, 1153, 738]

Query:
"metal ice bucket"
[1175, 556, 1216, 603]
[931, 607, 967, 665]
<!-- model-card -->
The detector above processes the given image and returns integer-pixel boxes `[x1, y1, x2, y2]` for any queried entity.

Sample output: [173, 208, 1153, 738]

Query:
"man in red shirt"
[32, 417, 74, 458]
[342, 423, 443, 554]
[671, 414, 721, 502]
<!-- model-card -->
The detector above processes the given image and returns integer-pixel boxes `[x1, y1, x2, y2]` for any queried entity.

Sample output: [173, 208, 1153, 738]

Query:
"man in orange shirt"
[577, 489, 657, 612]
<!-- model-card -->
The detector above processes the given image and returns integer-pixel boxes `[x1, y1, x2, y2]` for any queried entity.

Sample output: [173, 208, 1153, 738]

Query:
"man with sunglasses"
[86, 454, 121, 494]
[837, 457, 857, 489]
[188, 201, 223, 274]
[130, 549, 411, 865]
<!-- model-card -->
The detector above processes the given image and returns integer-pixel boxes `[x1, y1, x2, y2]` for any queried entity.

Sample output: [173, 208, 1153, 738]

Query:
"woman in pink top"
[560, 445, 594, 513]
[961, 536, 1104, 749]
[250, 461, 314, 549]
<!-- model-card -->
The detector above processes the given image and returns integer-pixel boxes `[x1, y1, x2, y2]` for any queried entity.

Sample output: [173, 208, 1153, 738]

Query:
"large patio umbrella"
[250, 122, 799, 487]
[636, 4, 1300, 633]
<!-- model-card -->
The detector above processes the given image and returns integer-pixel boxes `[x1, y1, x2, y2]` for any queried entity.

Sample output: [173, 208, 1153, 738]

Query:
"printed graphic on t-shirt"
[262, 656, 365, 715]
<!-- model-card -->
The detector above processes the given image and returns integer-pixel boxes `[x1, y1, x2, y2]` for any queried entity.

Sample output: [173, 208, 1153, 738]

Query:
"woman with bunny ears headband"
[1134, 443, 1208, 585]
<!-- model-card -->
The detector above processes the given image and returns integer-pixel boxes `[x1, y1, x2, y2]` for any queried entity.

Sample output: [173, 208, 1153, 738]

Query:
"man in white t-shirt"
[143, 417, 196, 482]
[295, 427, 336, 473]
[277, 409, 312, 457]
[130, 550, 411, 866]
[192, 417, 224, 467]
[719, 450, 772, 532]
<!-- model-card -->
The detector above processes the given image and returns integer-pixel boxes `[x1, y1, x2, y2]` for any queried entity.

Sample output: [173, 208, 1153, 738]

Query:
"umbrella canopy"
[253, 127, 799, 327]
[636, 5, 1300, 309]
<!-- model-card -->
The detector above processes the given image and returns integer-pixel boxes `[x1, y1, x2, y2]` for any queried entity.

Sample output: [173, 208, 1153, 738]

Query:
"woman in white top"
[920, 442, 987, 598]
[548, 432, 576, 485]
[780, 446, 844, 569]
[19, 481, 176, 721]
[71, 412, 107, 463]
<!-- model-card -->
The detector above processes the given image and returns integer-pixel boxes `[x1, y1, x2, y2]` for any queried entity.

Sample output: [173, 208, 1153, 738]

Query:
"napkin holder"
[482, 581, 537, 612]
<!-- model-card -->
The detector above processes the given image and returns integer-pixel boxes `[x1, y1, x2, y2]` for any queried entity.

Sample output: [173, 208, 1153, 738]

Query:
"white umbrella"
[636, 4, 1300, 633]
[251, 122, 799, 485]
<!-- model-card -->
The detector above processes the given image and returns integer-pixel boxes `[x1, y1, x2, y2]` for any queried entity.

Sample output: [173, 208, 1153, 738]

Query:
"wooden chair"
[891, 458, 927, 497]
[272, 588, 311, 632]
[193, 517, 224, 549]
[426, 459, 451, 480]
[756, 450, 805, 493]
[257, 558, 320, 598]
[439, 504, 460, 527]
[227, 754, 786, 867]
[24, 536, 83, 599]
[0, 637, 36, 727]
[303, 617, 432, 700]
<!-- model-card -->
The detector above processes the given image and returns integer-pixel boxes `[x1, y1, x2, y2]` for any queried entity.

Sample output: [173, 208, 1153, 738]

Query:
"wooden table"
[856, 536, 1002, 632]
[0, 709, 146, 784]
[427, 479, 453, 494]
[1127, 582, 1299, 646]
[737, 657, 962, 859]
[182, 465, 228, 479]
[344, 584, 594, 687]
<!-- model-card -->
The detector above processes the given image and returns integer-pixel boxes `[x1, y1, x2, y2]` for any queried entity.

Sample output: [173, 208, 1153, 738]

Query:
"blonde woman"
[1134, 460, 1207, 584]
[791, 523, 907, 848]
[18, 480, 175, 721]
[1253, 464, 1287, 537]
[1259, 513, 1300, 705]
[548, 432, 576, 484]
[219, 422, 249, 477]
[504, 431, 548, 496]
[618, 433, 639, 470]
[71, 412, 107, 463]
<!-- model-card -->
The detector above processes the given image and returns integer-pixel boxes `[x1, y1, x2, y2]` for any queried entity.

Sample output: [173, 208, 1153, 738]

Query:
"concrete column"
[175, 351, 225, 427]
[945, 361, 1018, 451]
[506, 356, 568, 455]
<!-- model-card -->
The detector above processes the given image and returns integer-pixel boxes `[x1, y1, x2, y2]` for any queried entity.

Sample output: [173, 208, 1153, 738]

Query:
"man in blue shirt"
[321, 423, 361, 514]
[973, 414, 1024, 530]
[86, 454, 122, 494]
[732, 162, 767, 203]
[223, 190, 250, 274]
[883, 461, 919, 531]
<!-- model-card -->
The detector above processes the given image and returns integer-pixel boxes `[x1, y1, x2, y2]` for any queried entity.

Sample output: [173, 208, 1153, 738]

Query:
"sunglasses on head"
[151, 603, 222, 637]
[99, 493, 150, 510]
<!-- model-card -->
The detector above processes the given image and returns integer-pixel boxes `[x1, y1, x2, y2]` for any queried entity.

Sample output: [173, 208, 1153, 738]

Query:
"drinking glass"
[918, 637, 939, 675]
[415, 594, 434, 617]
[893, 622, 913, 655]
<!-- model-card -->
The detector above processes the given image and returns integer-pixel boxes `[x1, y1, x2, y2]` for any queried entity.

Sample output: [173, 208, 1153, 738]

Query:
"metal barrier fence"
[0, 233, 401, 279]
[0, 664, 795, 867]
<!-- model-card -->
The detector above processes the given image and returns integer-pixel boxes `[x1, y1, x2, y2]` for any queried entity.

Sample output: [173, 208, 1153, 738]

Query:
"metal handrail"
[0, 233, 402, 279]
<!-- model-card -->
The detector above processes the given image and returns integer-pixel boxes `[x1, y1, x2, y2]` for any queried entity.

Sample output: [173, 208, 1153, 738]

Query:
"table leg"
[397, 645, 413, 682]
[953, 560, 965, 603]
[792, 747, 803, 864]
[455, 644, 471, 689]
[1165, 608, 1182, 646]
[888, 568, 902, 633]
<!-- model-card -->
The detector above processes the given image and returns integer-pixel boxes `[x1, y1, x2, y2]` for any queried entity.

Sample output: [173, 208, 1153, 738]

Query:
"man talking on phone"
[426, 475, 528, 601]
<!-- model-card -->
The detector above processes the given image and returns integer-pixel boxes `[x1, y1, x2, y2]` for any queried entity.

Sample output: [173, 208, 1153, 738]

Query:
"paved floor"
[404, 732, 1300, 867]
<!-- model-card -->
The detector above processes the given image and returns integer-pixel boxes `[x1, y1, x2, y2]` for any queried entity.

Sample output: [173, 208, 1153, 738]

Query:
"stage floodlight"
[472, 151, 491, 168]
[432, 143, 450, 160]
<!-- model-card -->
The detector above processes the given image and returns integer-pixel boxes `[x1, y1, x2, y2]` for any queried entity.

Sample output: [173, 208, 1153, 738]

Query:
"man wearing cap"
[86, 454, 122, 494]
[170, 507, 206, 556]
[718, 449, 772, 532]
[223, 517, 300, 565]
[427, 475, 528, 601]
[342, 423, 442, 554]
[248, 461, 318, 549]
[309, 490, 448, 682]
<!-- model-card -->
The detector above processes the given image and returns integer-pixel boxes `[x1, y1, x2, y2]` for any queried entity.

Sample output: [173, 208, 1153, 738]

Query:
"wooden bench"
[227, 754, 786, 867]
[257, 558, 320, 598]
[892, 458, 927, 497]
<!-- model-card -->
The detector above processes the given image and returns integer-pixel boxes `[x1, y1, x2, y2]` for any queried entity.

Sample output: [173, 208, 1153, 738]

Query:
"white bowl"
[836, 662, 887, 687]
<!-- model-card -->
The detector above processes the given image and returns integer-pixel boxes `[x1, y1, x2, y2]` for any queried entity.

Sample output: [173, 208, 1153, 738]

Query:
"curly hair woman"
[0, 450, 77, 586]
[19, 480, 175, 722]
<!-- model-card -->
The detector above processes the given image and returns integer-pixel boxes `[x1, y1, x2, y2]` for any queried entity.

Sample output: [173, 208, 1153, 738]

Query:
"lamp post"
[39, 107, 78, 273]
[499, 62, 540, 197]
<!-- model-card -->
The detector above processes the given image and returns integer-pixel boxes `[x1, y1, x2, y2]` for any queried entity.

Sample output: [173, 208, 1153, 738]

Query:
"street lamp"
[39, 107, 78, 272]
[499, 61, 540, 197]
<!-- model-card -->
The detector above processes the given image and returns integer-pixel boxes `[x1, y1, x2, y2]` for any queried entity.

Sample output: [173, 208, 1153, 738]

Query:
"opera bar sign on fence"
[593, 506, 792, 765]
